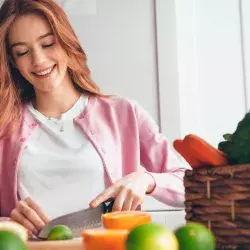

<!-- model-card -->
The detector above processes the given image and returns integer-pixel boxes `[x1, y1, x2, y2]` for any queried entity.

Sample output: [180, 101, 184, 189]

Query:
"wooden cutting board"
[27, 237, 83, 250]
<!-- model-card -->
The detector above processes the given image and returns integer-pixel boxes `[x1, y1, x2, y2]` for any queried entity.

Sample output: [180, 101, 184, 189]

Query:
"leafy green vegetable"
[218, 112, 250, 164]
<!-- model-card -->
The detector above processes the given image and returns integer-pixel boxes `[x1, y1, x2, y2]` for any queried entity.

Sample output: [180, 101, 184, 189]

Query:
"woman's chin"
[34, 83, 61, 93]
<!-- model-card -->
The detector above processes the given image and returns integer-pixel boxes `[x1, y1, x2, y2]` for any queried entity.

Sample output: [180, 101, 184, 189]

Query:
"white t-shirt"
[17, 95, 106, 220]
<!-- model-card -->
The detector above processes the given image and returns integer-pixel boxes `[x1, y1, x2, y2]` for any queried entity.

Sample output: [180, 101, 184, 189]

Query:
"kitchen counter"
[27, 238, 82, 250]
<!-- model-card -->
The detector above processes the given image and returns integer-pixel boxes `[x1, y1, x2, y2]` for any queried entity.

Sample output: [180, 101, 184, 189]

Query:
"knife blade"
[37, 198, 114, 239]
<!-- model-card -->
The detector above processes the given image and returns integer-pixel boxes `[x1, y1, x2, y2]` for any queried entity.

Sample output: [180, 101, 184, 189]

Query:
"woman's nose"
[31, 49, 47, 67]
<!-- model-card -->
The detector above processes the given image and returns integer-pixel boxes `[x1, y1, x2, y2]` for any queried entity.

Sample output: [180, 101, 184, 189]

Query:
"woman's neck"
[33, 78, 82, 119]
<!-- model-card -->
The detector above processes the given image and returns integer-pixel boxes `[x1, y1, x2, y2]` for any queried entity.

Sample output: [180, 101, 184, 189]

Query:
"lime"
[0, 230, 27, 250]
[47, 225, 73, 241]
[175, 222, 216, 250]
[125, 223, 179, 250]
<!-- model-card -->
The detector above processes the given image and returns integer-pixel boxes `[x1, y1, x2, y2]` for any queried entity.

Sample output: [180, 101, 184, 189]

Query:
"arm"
[134, 102, 191, 208]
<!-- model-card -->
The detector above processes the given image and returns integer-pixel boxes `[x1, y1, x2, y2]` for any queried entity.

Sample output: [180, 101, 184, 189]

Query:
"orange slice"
[102, 211, 152, 230]
[82, 228, 129, 250]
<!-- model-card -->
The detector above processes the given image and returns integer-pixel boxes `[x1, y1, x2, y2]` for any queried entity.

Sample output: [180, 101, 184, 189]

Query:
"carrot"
[183, 134, 228, 167]
[102, 211, 151, 230]
[173, 139, 203, 168]
[82, 228, 129, 250]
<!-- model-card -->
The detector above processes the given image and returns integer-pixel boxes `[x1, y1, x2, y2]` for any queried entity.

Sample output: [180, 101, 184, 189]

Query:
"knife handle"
[102, 198, 115, 213]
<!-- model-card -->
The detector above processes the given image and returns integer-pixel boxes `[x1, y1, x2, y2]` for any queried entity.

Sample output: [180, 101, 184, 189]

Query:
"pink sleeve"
[134, 101, 191, 208]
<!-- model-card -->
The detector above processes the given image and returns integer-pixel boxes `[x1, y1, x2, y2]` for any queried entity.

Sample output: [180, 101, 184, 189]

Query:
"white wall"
[178, 0, 246, 147]
[155, 0, 181, 143]
[158, 0, 247, 148]
[66, 0, 160, 125]
[241, 0, 250, 110]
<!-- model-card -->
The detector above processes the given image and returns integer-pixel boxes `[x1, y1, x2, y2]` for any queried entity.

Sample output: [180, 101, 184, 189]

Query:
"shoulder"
[0, 104, 27, 143]
[93, 94, 143, 115]
[92, 95, 158, 130]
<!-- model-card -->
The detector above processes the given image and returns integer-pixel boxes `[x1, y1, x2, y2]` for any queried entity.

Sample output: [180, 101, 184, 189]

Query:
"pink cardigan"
[0, 95, 190, 218]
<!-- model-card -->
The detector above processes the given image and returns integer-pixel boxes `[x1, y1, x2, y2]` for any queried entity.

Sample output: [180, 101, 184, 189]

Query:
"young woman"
[0, 0, 190, 236]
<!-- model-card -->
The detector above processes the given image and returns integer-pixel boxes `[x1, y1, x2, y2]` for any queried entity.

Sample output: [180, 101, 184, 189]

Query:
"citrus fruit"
[82, 228, 129, 250]
[174, 222, 216, 250]
[0, 221, 28, 241]
[47, 225, 73, 241]
[102, 211, 151, 230]
[125, 223, 179, 250]
[0, 230, 27, 250]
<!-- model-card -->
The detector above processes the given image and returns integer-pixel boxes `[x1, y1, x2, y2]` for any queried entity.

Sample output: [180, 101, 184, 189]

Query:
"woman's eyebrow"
[10, 32, 54, 49]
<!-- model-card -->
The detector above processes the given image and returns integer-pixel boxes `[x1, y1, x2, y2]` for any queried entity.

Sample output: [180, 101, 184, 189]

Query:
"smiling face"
[8, 13, 70, 93]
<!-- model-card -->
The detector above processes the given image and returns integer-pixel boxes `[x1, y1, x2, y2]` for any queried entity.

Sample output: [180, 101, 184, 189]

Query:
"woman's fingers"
[25, 198, 50, 224]
[130, 195, 143, 210]
[112, 186, 127, 212]
[17, 200, 45, 231]
[121, 188, 134, 211]
[10, 198, 50, 236]
[112, 186, 143, 211]
[90, 172, 149, 211]
[89, 184, 117, 208]
[10, 208, 38, 235]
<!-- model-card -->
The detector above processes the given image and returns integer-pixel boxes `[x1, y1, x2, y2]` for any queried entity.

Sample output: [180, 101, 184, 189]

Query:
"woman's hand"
[89, 172, 156, 211]
[10, 197, 50, 236]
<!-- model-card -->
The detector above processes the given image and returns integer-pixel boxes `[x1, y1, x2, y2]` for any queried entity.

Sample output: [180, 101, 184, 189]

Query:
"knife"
[37, 198, 114, 240]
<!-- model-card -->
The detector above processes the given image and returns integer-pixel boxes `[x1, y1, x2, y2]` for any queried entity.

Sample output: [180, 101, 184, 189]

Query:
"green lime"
[175, 222, 216, 250]
[47, 225, 73, 241]
[0, 230, 27, 250]
[125, 223, 179, 250]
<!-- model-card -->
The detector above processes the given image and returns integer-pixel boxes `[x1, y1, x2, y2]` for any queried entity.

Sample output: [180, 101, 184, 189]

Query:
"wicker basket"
[184, 164, 250, 250]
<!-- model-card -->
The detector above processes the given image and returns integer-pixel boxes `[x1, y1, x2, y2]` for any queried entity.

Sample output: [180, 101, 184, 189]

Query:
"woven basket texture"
[184, 164, 250, 250]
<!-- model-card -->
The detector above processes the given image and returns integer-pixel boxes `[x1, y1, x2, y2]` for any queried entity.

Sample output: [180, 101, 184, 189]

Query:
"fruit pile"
[82, 211, 216, 250]
[0, 212, 217, 250]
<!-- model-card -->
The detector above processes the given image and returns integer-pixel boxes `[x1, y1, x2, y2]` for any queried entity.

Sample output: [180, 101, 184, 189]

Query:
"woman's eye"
[43, 43, 55, 48]
[14, 43, 55, 57]
[16, 51, 29, 57]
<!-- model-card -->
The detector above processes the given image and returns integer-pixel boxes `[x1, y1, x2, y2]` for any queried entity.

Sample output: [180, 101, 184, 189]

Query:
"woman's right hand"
[10, 197, 50, 236]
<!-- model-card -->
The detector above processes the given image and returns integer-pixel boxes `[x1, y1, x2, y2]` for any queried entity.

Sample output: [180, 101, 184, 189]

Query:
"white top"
[17, 95, 106, 220]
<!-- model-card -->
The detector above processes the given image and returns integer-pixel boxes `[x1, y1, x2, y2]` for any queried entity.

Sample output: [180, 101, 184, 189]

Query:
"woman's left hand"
[89, 172, 156, 211]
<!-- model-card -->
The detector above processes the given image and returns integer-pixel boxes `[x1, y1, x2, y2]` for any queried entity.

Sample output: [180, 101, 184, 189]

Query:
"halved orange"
[102, 211, 152, 230]
[82, 228, 129, 250]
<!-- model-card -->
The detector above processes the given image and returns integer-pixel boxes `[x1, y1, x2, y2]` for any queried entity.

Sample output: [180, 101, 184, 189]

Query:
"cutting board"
[27, 237, 83, 250]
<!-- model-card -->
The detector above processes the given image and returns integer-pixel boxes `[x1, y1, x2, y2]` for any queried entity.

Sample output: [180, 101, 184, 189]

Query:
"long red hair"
[0, 0, 104, 139]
